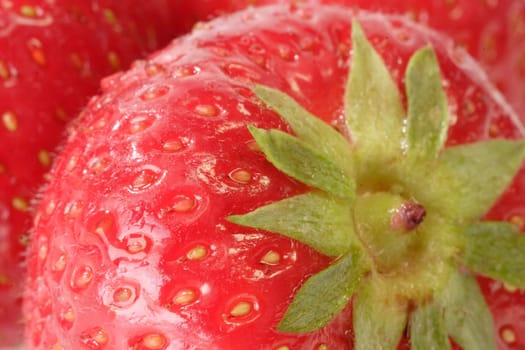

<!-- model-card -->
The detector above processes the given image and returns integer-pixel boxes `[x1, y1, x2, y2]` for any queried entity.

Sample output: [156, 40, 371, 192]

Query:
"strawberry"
[24, 4, 525, 349]
[181, 0, 525, 121]
[0, 0, 188, 346]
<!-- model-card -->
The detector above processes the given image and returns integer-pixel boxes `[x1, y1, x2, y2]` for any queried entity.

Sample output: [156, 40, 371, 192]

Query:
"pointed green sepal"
[410, 302, 451, 350]
[253, 84, 353, 173]
[278, 249, 365, 333]
[439, 271, 496, 350]
[228, 192, 354, 257]
[416, 139, 525, 220]
[248, 126, 355, 199]
[353, 280, 408, 350]
[462, 222, 525, 289]
[406, 47, 449, 160]
[345, 21, 404, 161]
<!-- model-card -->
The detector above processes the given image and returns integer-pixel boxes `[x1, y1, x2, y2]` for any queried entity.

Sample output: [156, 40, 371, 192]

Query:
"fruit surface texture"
[0, 0, 187, 345]
[24, 4, 525, 349]
[182, 0, 525, 121]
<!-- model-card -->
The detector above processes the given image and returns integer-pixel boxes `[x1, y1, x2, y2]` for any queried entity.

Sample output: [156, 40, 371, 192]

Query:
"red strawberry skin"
[0, 0, 188, 346]
[25, 4, 525, 349]
[181, 0, 525, 122]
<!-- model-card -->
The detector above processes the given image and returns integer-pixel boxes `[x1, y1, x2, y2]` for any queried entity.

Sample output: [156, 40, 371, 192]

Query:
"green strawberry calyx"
[228, 21, 525, 349]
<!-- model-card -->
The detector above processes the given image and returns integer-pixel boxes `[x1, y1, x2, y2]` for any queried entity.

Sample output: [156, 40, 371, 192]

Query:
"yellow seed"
[503, 282, 518, 293]
[194, 104, 217, 117]
[93, 328, 109, 344]
[53, 255, 66, 272]
[509, 214, 525, 230]
[229, 169, 251, 184]
[63, 307, 75, 322]
[275, 347, 290, 350]
[55, 106, 69, 122]
[38, 149, 51, 167]
[186, 245, 207, 260]
[500, 326, 516, 344]
[2, 111, 18, 132]
[0, 275, 9, 286]
[12, 197, 29, 211]
[0, 163, 5, 174]
[52, 342, 64, 350]
[20, 5, 37, 17]
[38, 244, 48, 260]
[317, 344, 329, 350]
[28, 39, 46, 66]
[103, 8, 118, 27]
[0, 60, 9, 80]
[261, 250, 280, 265]
[108, 51, 120, 70]
[143, 334, 166, 349]
[230, 301, 252, 317]
[173, 289, 197, 305]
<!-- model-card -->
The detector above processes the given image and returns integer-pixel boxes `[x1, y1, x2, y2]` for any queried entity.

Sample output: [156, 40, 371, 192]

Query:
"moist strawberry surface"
[0, 0, 188, 346]
[24, 4, 525, 350]
[181, 0, 525, 122]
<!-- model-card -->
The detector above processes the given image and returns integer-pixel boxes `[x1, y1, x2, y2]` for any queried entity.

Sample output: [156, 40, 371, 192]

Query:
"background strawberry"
[179, 0, 525, 121]
[24, 4, 525, 349]
[0, 0, 188, 346]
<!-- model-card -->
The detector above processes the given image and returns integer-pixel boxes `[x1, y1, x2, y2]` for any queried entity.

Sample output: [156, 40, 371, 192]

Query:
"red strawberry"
[25, 4, 525, 349]
[0, 1, 188, 346]
[180, 0, 525, 121]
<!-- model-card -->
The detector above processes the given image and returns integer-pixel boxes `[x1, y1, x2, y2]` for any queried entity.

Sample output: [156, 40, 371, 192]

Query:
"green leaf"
[248, 126, 355, 199]
[413, 139, 525, 221]
[406, 47, 449, 160]
[354, 280, 408, 350]
[345, 21, 404, 162]
[462, 222, 525, 288]
[410, 302, 451, 350]
[228, 191, 354, 257]
[278, 249, 365, 332]
[253, 85, 353, 174]
[439, 270, 496, 350]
